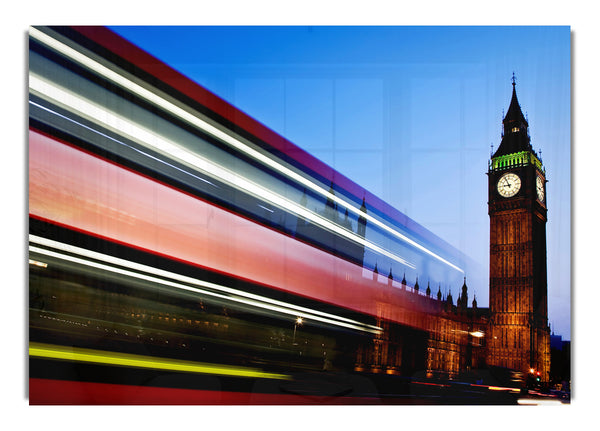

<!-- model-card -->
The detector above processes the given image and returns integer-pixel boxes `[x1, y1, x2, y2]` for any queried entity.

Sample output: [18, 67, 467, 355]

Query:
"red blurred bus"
[28, 26, 471, 404]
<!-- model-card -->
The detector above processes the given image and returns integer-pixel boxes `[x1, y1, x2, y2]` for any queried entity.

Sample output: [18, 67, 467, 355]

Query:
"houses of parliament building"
[293, 78, 552, 384]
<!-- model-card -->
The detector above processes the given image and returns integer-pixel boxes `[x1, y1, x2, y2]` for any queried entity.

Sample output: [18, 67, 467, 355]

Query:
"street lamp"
[293, 317, 303, 345]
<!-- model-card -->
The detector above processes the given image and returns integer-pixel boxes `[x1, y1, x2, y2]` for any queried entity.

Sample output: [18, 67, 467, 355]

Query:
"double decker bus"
[29, 26, 471, 404]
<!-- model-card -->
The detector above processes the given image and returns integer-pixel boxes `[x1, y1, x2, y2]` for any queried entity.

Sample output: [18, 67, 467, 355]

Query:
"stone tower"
[487, 76, 550, 381]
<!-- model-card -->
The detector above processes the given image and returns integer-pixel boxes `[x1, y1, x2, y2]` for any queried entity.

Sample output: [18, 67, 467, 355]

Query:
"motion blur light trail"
[29, 342, 290, 380]
[29, 234, 382, 334]
[29, 26, 463, 275]
[27, 26, 484, 405]
[28, 73, 416, 271]
[28, 129, 442, 328]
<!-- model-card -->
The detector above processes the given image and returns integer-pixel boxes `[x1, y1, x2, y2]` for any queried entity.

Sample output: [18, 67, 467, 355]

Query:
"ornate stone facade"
[351, 78, 551, 384]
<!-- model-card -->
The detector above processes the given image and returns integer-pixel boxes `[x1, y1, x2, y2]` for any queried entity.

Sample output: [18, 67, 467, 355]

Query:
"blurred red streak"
[29, 378, 377, 405]
[29, 129, 437, 328]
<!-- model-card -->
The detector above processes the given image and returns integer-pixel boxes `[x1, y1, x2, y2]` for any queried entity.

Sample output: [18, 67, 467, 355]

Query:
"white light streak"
[517, 398, 563, 406]
[257, 204, 275, 213]
[29, 235, 382, 334]
[29, 259, 48, 268]
[29, 27, 464, 275]
[29, 100, 219, 189]
[29, 74, 415, 270]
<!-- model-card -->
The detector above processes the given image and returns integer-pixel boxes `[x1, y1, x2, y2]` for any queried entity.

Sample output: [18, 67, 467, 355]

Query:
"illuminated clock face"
[497, 172, 521, 198]
[536, 175, 545, 202]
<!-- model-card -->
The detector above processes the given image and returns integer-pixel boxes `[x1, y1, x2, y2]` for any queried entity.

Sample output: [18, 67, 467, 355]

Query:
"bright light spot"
[518, 398, 563, 406]
[296, 317, 303, 325]
[29, 259, 48, 268]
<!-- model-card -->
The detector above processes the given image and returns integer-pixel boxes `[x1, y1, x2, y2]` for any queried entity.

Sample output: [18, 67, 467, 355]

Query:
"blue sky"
[110, 26, 571, 339]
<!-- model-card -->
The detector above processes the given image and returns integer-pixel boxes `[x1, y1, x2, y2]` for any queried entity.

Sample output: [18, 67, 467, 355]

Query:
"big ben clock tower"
[487, 76, 550, 382]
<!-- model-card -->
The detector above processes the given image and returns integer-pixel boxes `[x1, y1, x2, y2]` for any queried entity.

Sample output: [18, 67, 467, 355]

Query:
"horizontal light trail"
[29, 99, 219, 189]
[29, 131, 445, 331]
[29, 74, 415, 271]
[29, 235, 382, 334]
[29, 342, 290, 380]
[29, 259, 48, 268]
[29, 27, 463, 275]
[517, 398, 563, 406]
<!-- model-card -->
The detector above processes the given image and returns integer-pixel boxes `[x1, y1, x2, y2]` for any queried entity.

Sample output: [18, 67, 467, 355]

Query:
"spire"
[455, 277, 468, 310]
[414, 276, 419, 293]
[504, 74, 527, 127]
[493, 74, 532, 158]
[341, 208, 352, 230]
[324, 181, 337, 221]
[357, 196, 367, 238]
[360, 195, 367, 212]
[426, 280, 431, 297]
[437, 284, 442, 301]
